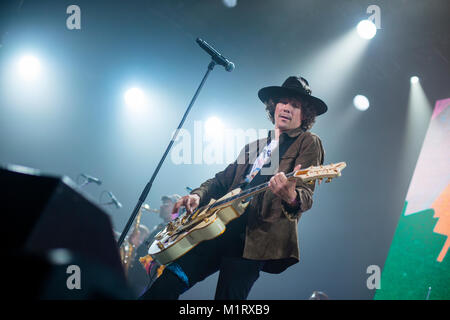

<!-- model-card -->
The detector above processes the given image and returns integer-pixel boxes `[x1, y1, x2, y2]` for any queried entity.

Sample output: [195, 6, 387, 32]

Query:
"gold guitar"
[148, 162, 347, 265]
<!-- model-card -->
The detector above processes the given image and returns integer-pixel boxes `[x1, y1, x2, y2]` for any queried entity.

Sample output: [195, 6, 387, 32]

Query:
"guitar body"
[147, 188, 249, 265]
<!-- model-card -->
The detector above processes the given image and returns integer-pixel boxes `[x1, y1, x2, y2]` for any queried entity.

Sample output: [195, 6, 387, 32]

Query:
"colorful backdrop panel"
[375, 98, 450, 300]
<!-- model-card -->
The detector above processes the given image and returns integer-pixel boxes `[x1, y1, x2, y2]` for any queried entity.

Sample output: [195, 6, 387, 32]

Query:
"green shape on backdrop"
[375, 202, 450, 300]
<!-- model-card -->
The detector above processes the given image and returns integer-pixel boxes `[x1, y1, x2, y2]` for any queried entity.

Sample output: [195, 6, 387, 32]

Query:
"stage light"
[410, 76, 419, 84]
[222, 0, 237, 8]
[124, 87, 145, 109]
[353, 95, 370, 111]
[299, 26, 371, 108]
[18, 55, 41, 80]
[205, 116, 224, 140]
[403, 74, 432, 167]
[357, 20, 377, 39]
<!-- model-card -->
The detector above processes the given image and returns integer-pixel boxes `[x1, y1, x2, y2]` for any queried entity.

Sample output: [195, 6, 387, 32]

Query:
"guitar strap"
[242, 132, 298, 191]
[244, 139, 279, 185]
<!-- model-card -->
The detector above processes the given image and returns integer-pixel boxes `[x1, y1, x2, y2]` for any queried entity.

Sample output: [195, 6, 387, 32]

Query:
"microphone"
[81, 173, 102, 185]
[196, 38, 235, 72]
[107, 191, 122, 209]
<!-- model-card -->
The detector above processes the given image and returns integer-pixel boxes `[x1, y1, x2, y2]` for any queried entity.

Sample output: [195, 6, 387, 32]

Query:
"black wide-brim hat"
[258, 76, 328, 116]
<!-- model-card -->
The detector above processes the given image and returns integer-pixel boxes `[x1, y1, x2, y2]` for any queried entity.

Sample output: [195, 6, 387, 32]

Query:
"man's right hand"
[172, 194, 200, 215]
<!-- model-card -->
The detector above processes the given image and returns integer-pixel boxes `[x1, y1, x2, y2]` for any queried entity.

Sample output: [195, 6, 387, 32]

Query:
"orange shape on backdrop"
[432, 184, 450, 262]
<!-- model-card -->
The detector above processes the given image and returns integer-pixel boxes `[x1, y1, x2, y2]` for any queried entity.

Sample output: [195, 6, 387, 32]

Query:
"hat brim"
[258, 86, 328, 116]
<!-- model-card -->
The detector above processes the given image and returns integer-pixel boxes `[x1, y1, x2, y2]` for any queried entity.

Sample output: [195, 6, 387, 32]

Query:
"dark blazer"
[191, 126, 325, 273]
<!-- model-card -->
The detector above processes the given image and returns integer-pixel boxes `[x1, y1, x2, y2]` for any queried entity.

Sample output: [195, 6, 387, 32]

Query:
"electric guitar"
[148, 162, 346, 265]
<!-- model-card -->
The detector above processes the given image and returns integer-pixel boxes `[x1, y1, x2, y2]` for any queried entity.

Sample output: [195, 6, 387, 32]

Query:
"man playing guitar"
[140, 76, 327, 300]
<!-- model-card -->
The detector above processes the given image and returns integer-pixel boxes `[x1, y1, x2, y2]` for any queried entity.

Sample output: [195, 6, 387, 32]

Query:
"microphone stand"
[118, 60, 217, 247]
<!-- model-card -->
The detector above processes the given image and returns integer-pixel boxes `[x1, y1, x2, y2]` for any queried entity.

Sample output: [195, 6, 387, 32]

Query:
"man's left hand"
[268, 164, 301, 205]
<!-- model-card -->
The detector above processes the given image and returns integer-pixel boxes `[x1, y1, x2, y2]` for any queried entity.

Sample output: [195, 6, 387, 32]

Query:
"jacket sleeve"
[281, 133, 325, 220]
[189, 160, 239, 207]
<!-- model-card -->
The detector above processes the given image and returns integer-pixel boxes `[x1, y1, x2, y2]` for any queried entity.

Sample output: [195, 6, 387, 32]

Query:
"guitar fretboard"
[209, 171, 296, 209]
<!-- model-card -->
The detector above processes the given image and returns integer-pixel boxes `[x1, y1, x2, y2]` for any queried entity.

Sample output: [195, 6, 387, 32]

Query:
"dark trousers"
[139, 212, 265, 300]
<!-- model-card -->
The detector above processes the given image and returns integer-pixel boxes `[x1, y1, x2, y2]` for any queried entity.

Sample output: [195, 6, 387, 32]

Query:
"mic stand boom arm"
[117, 60, 217, 247]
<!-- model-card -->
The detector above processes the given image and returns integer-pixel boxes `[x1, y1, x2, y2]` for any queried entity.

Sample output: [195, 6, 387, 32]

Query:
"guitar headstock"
[294, 162, 347, 184]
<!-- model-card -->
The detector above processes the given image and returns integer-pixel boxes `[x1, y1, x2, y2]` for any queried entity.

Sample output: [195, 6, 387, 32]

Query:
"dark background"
[0, 0, 449, 299]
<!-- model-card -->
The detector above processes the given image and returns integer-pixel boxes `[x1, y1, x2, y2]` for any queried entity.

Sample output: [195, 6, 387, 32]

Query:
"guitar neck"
[200, 161, 346, 212]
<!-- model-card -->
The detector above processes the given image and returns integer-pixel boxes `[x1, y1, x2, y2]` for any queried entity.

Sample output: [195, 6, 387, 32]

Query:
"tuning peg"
[326, 178, 332, 183]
